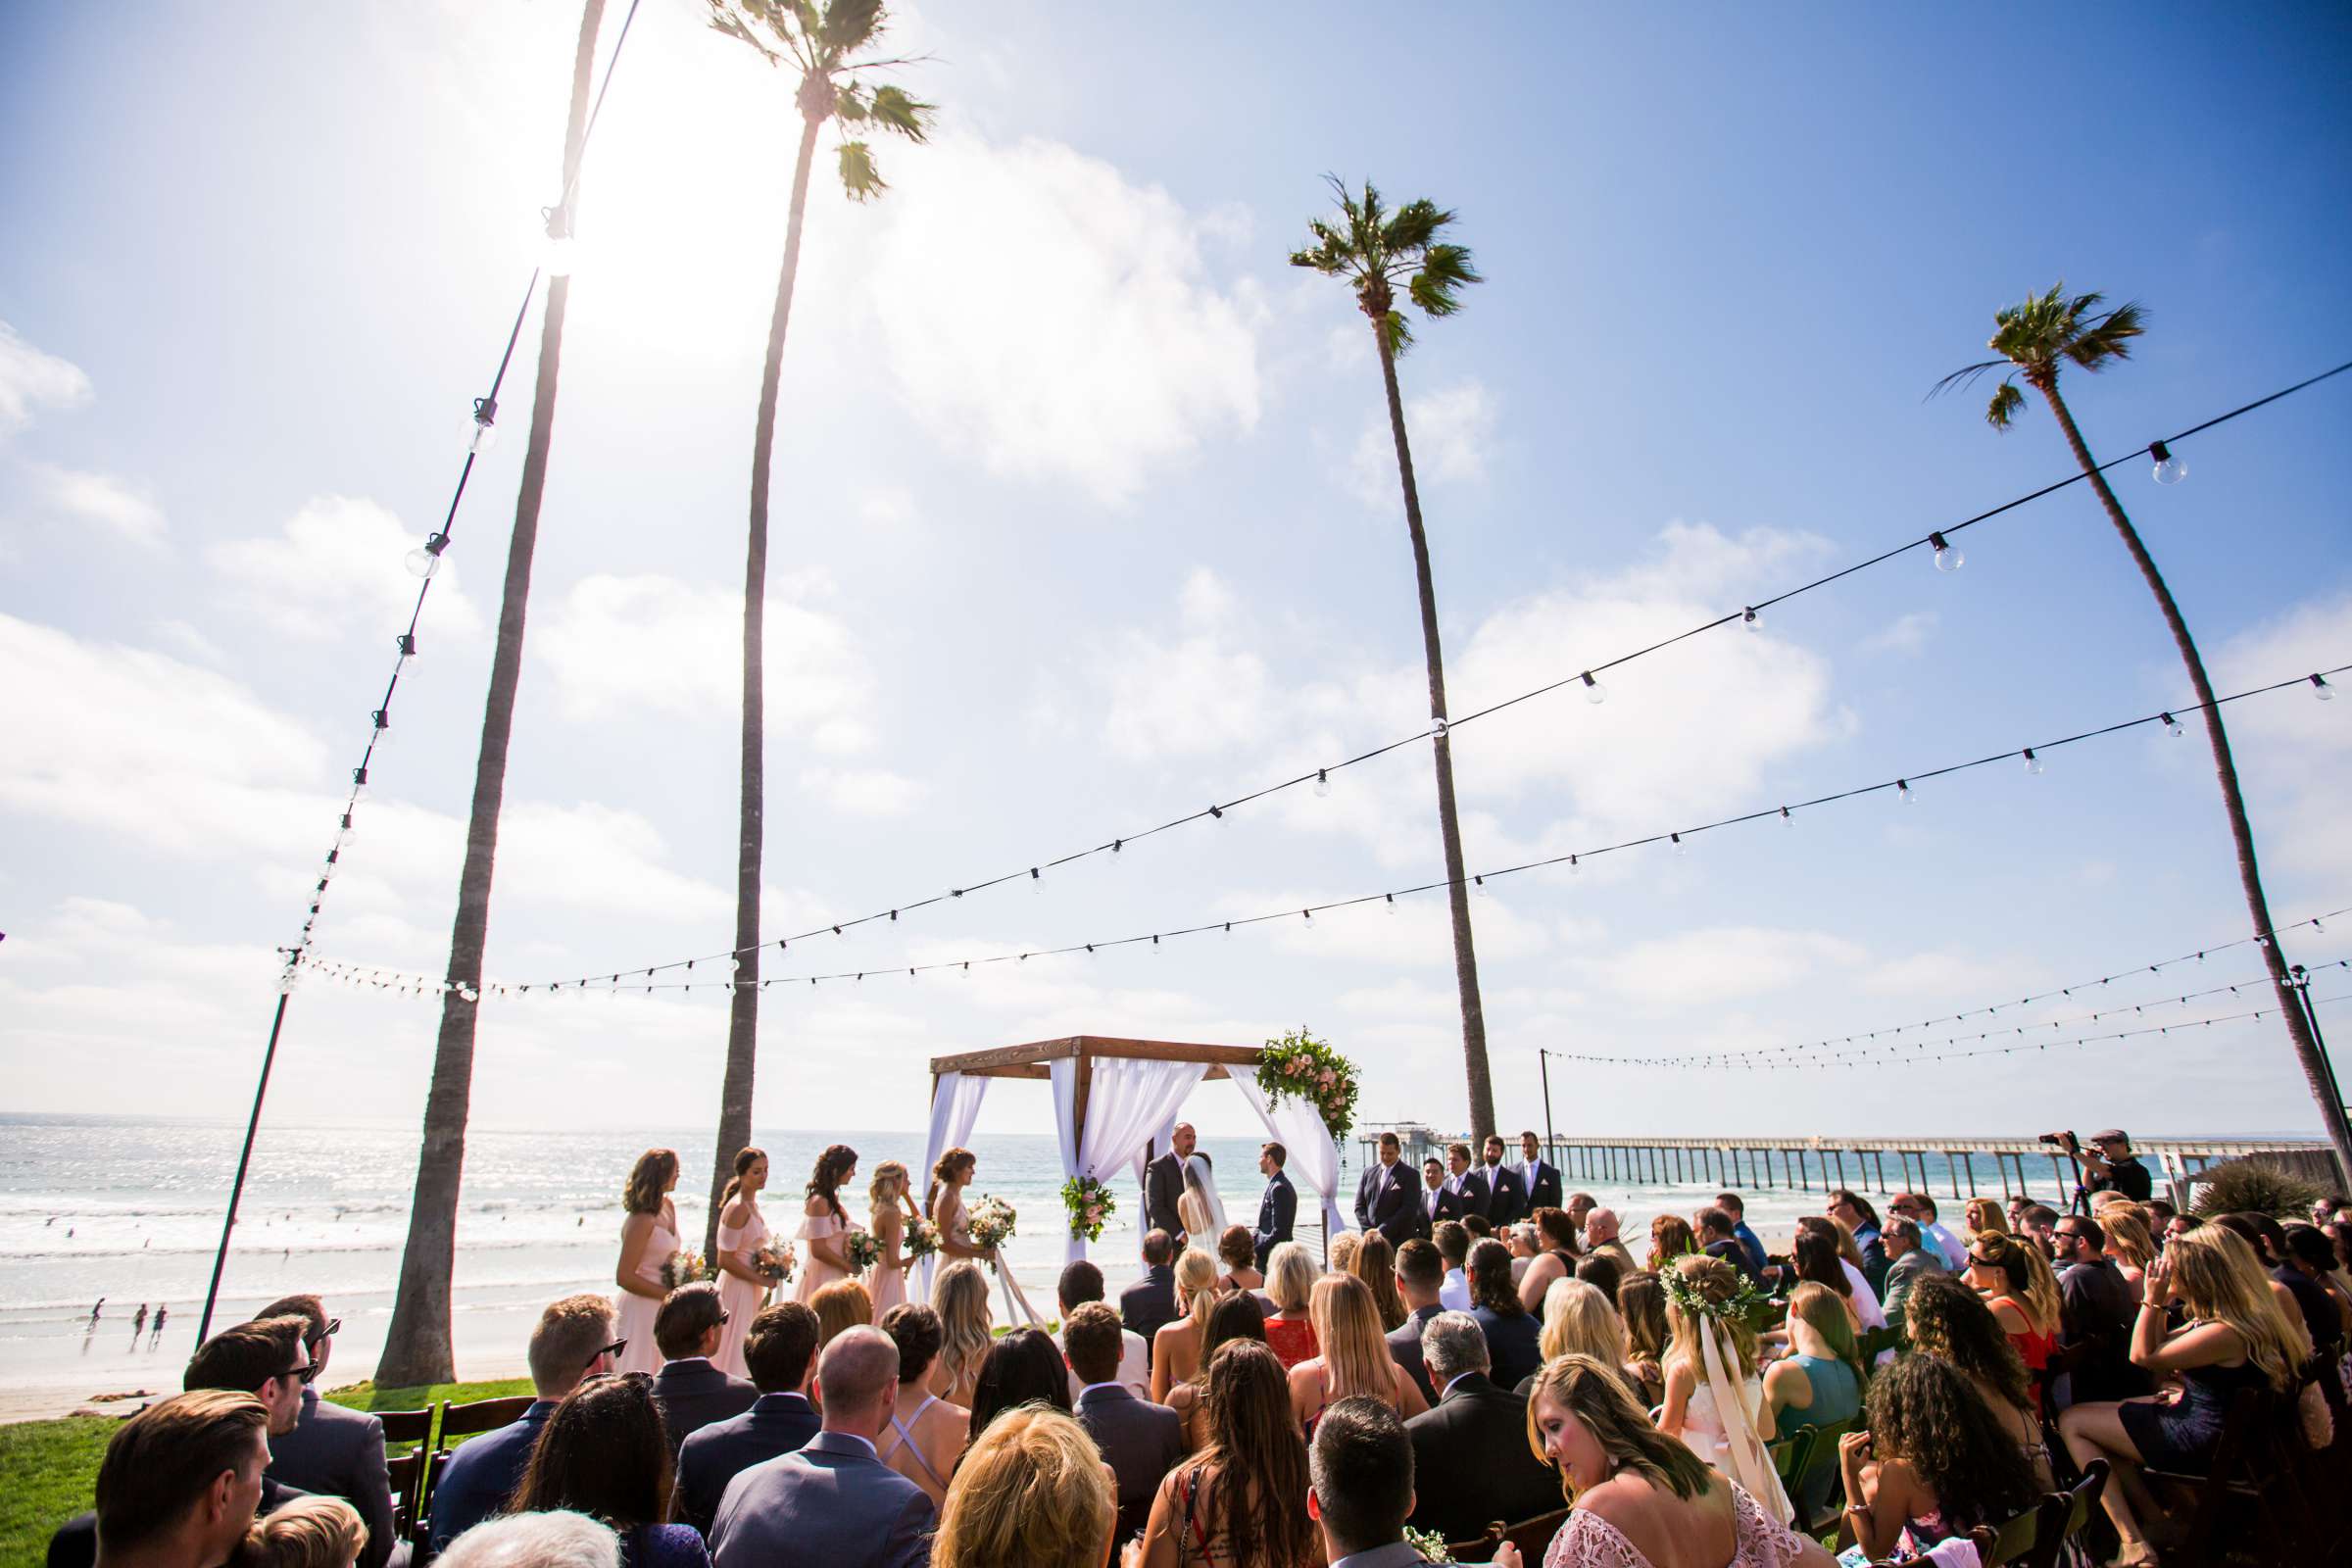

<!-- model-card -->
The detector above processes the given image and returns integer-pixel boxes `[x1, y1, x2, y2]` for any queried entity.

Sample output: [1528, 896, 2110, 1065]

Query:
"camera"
[2037, 1131, 2071, 1147]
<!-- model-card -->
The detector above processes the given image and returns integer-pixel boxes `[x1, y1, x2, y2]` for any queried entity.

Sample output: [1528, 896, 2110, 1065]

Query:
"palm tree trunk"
[707, 105, 825, 1257]
[377, 0, 606, 1387]
[2039, 379, 2352, 1186]
[1374, 324, 1496, 1140]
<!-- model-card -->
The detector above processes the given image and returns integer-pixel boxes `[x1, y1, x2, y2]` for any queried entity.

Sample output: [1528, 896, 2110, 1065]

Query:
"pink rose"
[1318, 1069, 1335, 1086]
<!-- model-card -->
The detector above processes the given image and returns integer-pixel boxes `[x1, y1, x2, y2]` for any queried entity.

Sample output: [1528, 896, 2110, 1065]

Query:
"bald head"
[1586, 1207, 1621, 1243]
[1172, 1122, 1198, 1157]
[813, 1325, 900, 1433]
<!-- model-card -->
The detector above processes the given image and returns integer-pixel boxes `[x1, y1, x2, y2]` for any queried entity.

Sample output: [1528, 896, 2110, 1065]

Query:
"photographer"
[2046, 1129, 2153, 1203]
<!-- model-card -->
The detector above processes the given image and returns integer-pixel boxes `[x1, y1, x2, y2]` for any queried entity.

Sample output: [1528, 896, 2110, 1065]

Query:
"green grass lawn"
[0, 1378, 532, 1568]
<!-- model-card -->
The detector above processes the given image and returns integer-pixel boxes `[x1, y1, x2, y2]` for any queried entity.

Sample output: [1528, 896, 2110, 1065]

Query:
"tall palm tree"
[378, 0, 609, 1386]
[702, 0, 933, 1254]
[1938, 283, 2352, 1185]
[1292, 177, 1497, 1139]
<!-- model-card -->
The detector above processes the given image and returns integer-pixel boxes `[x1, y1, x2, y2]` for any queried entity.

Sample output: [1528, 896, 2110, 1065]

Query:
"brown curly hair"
[1902, 1272, 2032, 1412]
[1864, 1355, 2035, 1531]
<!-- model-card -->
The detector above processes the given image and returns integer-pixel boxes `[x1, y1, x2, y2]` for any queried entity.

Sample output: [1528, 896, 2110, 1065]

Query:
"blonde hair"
[2102, 1206, 2157, 1270]
[237, 1496, 367, 1568]
[933, 1260, 994, 1389]
[811, 1280, 873, 1345]
[1786, 1281, 1863, 1383]
[1328, 1232, 1361, 1276]
[2014, 1239, 2064, 1337]
[2168, 1226, 2309, 1393]
[869, 1160, 911, 1216]
[1308, 1274, 1392, 1403]
[931, 1404, 1114, 1568]
[1175, 1249, 1219, 1338]
[1539, 1278, 1629, 1367]
[1524, 1353, 1713, 1503]
[1964, 1198, 2007, 1238]
[1663, 1255, 1759, 1385]
[1266, 1242, 1317, 1314]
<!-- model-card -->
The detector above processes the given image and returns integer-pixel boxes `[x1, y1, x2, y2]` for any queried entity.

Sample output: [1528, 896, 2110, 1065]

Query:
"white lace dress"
[1679, 1373, 1766, 1476]
[1544, 1483, 1804, 1568]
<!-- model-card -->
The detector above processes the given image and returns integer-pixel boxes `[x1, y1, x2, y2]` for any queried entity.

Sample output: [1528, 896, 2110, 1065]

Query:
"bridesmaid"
[793, 1144, 858, 1305]
[712, 1147, 774, 1379]
[866, 1160, 916, 1314]
[612, 1149, 677, 1377]
[926, 1148, 991, 1263]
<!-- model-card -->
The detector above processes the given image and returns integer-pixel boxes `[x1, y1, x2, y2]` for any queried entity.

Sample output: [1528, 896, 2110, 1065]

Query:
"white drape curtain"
[1052, 1057, 1207, 1264]
[918, 1070, 990, 1298]
[1231, 1075, 1348, 1247]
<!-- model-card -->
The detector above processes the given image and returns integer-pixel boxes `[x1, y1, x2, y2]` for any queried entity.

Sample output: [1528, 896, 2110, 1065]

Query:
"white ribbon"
[1697, 1316, 1792, 1524]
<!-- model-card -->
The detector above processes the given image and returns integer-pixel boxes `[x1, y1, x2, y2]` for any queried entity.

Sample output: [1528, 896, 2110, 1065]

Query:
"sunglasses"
[306, 1317, 342, 1348]
[278, 1361, 318, 1385]
[590, 1339, 627, 1370]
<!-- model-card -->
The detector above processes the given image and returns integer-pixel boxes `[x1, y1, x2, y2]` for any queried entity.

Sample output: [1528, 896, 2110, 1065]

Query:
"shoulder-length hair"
[511, 1372, 672, 1525]
[1865, 1355, 2036, 1530]
[1308, 1274, 1391, 1402]
[623, 1149, 676, 1216]
[1525, 1352, 1712, 1501]
[931, 1405, 1113, 1568]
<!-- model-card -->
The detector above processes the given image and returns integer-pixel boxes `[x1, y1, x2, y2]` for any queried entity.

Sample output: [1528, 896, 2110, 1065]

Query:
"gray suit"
[1074, 1383, 1182, 1546]
[266, 1388, 397, 1568]
[1881, 1247, 1946, 1325]
[710, 1428, 935, 1568]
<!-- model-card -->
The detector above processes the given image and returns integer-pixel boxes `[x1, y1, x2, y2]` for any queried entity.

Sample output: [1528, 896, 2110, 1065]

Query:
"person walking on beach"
[151, 1304, 169, 1346]
[132, 1303, 148, 1340]
[89, 1297, 104, 1324]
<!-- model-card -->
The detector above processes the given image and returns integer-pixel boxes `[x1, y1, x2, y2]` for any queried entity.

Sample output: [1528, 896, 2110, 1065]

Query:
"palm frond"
[837, 139, 887, 201]
[1985, 380, 2027, 431]
[1407, 241, 1480, 316]
[834, 82, 870, 122]
[2066, 299, 2145, 372]
[863, 83, 933, 140]
[705, 1, 785, 63]
[1382, 310, 1414, 356]
[1383, 197, 1452, 258]
[819, 0, 880, 52]
[1290, 214, 1357, 275]
[1927, 358, 2008, 400]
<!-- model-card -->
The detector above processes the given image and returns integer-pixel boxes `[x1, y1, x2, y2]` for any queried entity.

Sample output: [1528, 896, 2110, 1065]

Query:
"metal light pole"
[2289, 965, 2350, 1184]
[1538, 1049, 1560, 1154]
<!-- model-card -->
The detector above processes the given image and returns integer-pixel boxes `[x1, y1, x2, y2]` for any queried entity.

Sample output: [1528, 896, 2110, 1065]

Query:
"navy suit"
[710, 1428, 934, 1568]
[1386, 1302, 1445, 1406]
[267, 1387, 398, 1568]
[1253, 1171, 1297, 1270]
[1517, 1157, 1563, 1214]
[1074, 1383, 1183, 1546]
[1446, 1168, 1492, 1221]
[676, 1391, 821, 1537]
[650, 1356, 759, 1457]
[1120, 1263, 1179, 1361]
[1419, 1181, 1468, 1230]
[426, 1398, 555, 1554]
[1480, 1162, 1529, 1227]
[1355, 1158, 1417, 1247]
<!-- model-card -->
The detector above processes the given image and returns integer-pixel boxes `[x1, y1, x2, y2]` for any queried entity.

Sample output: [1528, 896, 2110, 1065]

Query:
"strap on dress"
[883, 1393, 947, 1489]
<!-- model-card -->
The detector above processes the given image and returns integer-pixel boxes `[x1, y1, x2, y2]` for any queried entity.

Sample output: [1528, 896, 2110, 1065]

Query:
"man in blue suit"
[710, 1326, 934, 1568]
[675, 1301, 822, 1537]
[1442, 1143, 1491, 1222]
[1477, 1136, 1528, 1228]
[427, 1294, 618, 1555]
[1353, 1131, 1417, 1248]
[1514, 1130, 1563, 1215]
[1253, 1142, 1297, 1271]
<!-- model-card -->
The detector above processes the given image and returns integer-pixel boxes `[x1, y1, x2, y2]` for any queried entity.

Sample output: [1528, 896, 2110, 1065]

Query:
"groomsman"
[1353, 1131, 1417, 1247]
[1252, 1143, 1297, 1270]
[1442, 1143, 1491, 1221]
[1515, 1131, 1563, 1214]
[1478, 1136, 1528, 1228]
[1419, 1157, 1469, 1233]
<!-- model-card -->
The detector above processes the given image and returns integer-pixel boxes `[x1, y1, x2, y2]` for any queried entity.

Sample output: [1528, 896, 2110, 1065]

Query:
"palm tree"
[377, 0, 609, 1386]
[702, 0, 933, 1254]
[1292, 177, 1497, 1139]
[1937, 283, 2352, 1185]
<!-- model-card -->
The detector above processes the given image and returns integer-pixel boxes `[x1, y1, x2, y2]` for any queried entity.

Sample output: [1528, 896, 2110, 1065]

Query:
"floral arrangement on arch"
[1061, 1174, 1116, 1242]
[1254, 1026, 1358, 1140]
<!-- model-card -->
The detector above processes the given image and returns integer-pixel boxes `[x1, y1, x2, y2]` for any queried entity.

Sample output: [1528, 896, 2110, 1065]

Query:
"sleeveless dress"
[1543, 1482, 1805, 1568]
[866, 1210, 909, 1314]
[794, 1202, 848, 1305]
[2119, 1355, 2271, 1469]
[1679, 1373, 1767, 1473]
[615, 1207, 676, 1376]
[712, 1201, 769, 1379]
[1772, 1354, 1861, 1438]
[879, 1390, 950, 1501]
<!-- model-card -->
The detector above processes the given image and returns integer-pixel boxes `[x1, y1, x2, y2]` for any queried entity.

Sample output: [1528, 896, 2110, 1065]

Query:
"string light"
[1929, 530, 1964, 572]
[1581, 671, 1605, 705]
[2314, 672, 2336, 703]
[2161, 710, 2184, 737]
[2149, 439, 2187, 485]
[1314, 768, 1331, 798]
[404, 533, 450, 579]
[1742, 607, 1760, 632]
[1896, 778, 1915, 805]
[2023, 747, 2043, 776]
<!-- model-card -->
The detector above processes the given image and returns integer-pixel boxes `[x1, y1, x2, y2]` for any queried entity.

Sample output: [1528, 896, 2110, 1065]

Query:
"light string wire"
[276, 0, 648, 993]
[435, 360, 2352, 994]
[308, 657, 2348, 997]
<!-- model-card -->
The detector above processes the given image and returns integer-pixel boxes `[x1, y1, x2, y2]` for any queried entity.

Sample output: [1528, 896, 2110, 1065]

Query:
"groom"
[1144, 1123, 1196, 1251]
[1253, 1143, 1296, 1271]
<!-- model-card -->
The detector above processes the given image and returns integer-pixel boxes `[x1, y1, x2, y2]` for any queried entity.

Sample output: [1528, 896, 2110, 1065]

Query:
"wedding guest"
[427, 1294, 618, 1551]
[2217, 1211, 2338, 1353]
[1405, 1311, 1558, 1544]
[1714, 1194, 1767, 1275]
[1469, 1238, 1544, 1390]
[1167, 1292, 1268, 1450]
[1828, 1189, 1886, 1290]
[1965, 1233, 2059, 1393]
[1963, 1197, 2010, 1249]
[1876, 1216, 1944, 1328]
[710, 1327, 933, 1568]
[2019, 1203, 2062, 1258]
[1574, 1253, 1624, 1306]
[935, 1406, 1115, 1568]
[1618, 1273, 1668, 1408]
[247, 1296, 394, 1568]
[1837, 1355, 2038, 1563]
[1253, 1143, 1297, 1271]
[1787, 1226, 1859, 1330]
[68, 1390, 270, 1568]
[1329, 1231, 1363, 1275]
[874, 1303, 968, 1508]
[1527, 1278, 1637, 1401]
[1387, 1238, 1446, 1405]
[1353, 1130, 1418, 1248]
[676, 1301, 822, 1536]
[1694, 1209, 1759, 1287]
[1583, 1209, 1637, 1277]
[1352, 1232, 1409, 1333]
[711, 1148, 774, 1379]
[1151, 1249, 1220, 1403]
[967, 1326, 1072, 1439]
[1216, 1225, 1265, 1294]
[929, 1260, 993, 1407]
[865, 1160, 915, 1316]
[2281, 1223, 2352, 1353]
[1291, 1274, 1429, 1431]
[1304, 1396, 1425, 1568]
[2049, 1213, 2150, 1406]
[1658, 1256, 1780, 1514]
[1464, 1215, 1495, 1243]
[233, 1497, 366, 1568]
[1121, 1230, 1181, 1359]
[512, 1374, 707, 1568]
[1433, 1220, 1473, 1311]
[1494, 1354, 1833, 1568]
[2101, 1205, 2157, 1298]
[1134, 1341, 1316, 1568]
[811, 1279, 874, 1347]
[1262, 1241, 1321, 1369]
[1647, 1214, 1696, 1275]
[1762, 1284, 1863, 1523]
[1517, 1131, 1564, 1214]
[614, 1149, 681, 1376]
[1508, 1222, 1541, 1286]
[1054, 1260, 1150, 1400]
[434, 1515, 616, 1568]
[650, 1283, 758, 1455]
[795, 1145, 859, 1305]
[1795, 1216, 1886, 1331]
[1889, 1193, 1967, 1271]
[1481, 1135, 1530, 1227]
[928, 1149, 991, 1264]
[1901, 1275, 2057, 1490]
[1067, 1302, 1182, 1545]
[1516, 1207, 1580, 1312]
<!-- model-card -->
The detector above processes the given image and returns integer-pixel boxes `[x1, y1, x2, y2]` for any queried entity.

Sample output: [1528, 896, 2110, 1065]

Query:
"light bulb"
[1431, 714, 1448, 740]
[469, 397, 498, 455]
[2023, 748, 2044, 776]
[1742, 607, 1760, 633]
[1779, 806, 1793, 827]
[1896, 778, 1915, 805]
[1671, 832, 1686, 857]
[2149, 440, 2186, 486]
[1221, 921, 1233, 941]
[1569, 854, 1582, 873]
[2313, 673, 2335, 703]
[1581, 671, 1606, 705]
[2161, 711, 2184, 738]
[1385, 893, 1398, 914]
[1030, 867, 1043, 895]
[369, 710, 392, 747]
[1111, 839, 1125, 865]
[1314, 768, 1331, 799]
[1930, 531, 1963, 572]
[1474, 875, 1490, 899]
[1301, 908, 1314, 928]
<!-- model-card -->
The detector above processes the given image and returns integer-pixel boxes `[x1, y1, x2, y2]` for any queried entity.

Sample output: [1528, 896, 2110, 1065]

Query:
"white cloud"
[206, 495, 483, 644]
[18, 460, 167, 546]
[1859, 611, 1938, 657]
[799, 765, 928, 818]
[1099, 569, 1278, 761]
[1348, 378, 1498, 507]
[2208, 592, 2352, 901]
[0, 321, 92, 430]
[1575, 925, 1868, 1008]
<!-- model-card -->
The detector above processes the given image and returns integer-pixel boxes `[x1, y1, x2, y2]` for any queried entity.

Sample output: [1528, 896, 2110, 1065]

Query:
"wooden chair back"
[384, 1450, 419, 1542]
[374, 1404, 434, 1448]
[437, 1394, 535, 1440]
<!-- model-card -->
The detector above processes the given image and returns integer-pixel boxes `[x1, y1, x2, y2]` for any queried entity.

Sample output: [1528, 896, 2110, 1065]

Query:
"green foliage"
[1255, 1026, 1359, 1140]
[1290, 175, 1482, 356]
[2189, 1158, 2328, 1222]
[1933, 280, 2147, 432]
[1401, 1525, 1457, 1562]
[1062, 1174, 1116, 1242]
[838, 140, 886, 200]
[706, 0, 934, 199]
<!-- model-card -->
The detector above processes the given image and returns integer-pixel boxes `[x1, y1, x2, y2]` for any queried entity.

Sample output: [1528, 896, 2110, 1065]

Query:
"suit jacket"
[1469, 1305, 1544, 1390]
[1253, 1171, 1297, 1269]
[1446, 1168, 1493, 1222]
[710, 1428, 935, 1568]
[1120, 1264, 1179, 1359]
[1144, 1151, 1187, 1242]
[676, 1391, 822, 1537]
[1880, 1248, 1945, 1325]
[1480, 1162, 1529, 1227]
[1517, 1158, 1563, 1214]
[426, 1398, 555, 1553]
[1386, 1302, 1445, 1406]
[1074, 1383, 1184, 1546]
[1403, 1372, 1561, 1546]
[50, 1480, 308, 1568]
[1355, 1159, 1417, 1247]
[651, 1356, 760, 1456]
[1419, 1181, 1468, 1231]
[267, 1387, 398, 1568]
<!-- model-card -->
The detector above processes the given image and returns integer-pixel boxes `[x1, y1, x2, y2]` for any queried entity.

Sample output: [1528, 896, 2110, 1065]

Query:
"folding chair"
[2140, 1386, 2313, 1565]
[1789, 1416, 1854, 1536]
[414, 1396, 536, 1542]
[372, 1407, 434, 1541]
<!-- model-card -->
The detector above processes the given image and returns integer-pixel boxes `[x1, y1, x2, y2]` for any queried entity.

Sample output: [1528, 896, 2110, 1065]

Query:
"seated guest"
[1528, 1278, 1637, 1400]
[1508, 1221, 1541, 1286]
[1794, 1216, 1886, 1330]
[1261, 1242, 1321, 1369]
[1963, 1197, 2010, 1249]
[811, 1278, 875, 1346]
[2282, 1223, 2352, 1352]
[2060, 1225, 2313, 1567]
[1647, 1214, 1696, 1275]
[64, 1390, 270, 1568]
[1405, 1312, 1561, 1544]
[1838, 1355, 2037, 1563]
[874, 1302, 968, 1507]
[1827, 1189, 1886, 1292]
[967, 1326, 1072, 1440]
[1387, 1238, 1447, 1405]
[2100, 1205, 2157, 1299]
[1763, 1283, 1862, 1439]
[710, 1326, 933, 1568]
[1352, 1232, 1409, 1333]
[2219, 1210, 2341, 1354]
[1121, 1230, 1181, 1357]
[1566, 1191, 1598, 1242]
[1433, 1220, 1473, 1311]
[1617, 1273, 1669, 1408]
[649, 1284, 759, 1455]
[428, 1294, 619, 1552]
[932, 1406, 1115, 1568]
[1574, 1252, 1623, 1305]
[1695, 1208, 1759, 1286]
[435, 1514, 618, 1568]
[1900, 1274, 2055, 1489]
[1889, 1192, 1967, 1271]
[2048, 1214, 2151, 1407]
[1304, 1396, 1434, 1568]
[1135, 1341, 1316, 1568]
[1583, 1209, 1636, 1276]
[1463, 1214, 1494, 1242]
[1499, 1355, 1835, 1568]
[1964, 1233, 2059, 1392]
[1053, 1260, 1149, 1400]
[1167, 1292, 1268, 1451]
[234, 1496, 366, 1568]
[1328, 1231, 1363, 1276]
[1468, 1239, 1543, 1389]
[247, 1298, 394, 1568]
[1215, 1224, 1265, 1294]
[675, 1302, 822, 1536]
[1876, 1216, 1944, 1327]
[1065, 1302, 1181, 1546]
[1291, 1274, 1429, 1431]
[1150, 1249, 1220, 1403]
[1715, 1193, 1768, 1275]
[512, 1374, 707, 1568]
[931, 1261, 994, 1407]
[1516, 1207, 1580, 1313]
[2018, 1202, 2062, 1258]
[1787, 1225, 1860, 1330]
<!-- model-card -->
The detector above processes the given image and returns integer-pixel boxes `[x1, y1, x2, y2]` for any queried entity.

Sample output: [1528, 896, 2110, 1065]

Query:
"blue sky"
[3, 1, 2349, 1141]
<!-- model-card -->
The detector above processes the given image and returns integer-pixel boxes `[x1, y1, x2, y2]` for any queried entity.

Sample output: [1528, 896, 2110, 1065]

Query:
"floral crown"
[1659, 1259, 1770, 1327]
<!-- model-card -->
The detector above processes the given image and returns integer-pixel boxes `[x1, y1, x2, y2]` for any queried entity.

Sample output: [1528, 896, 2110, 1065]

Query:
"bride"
[1657, 1255, 1790, 1525]
[612, 1149, 678, 1377]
